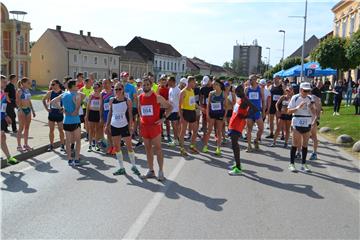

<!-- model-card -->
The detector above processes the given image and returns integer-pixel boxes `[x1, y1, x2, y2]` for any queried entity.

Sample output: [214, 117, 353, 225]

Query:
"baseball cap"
[120, 72, 129, 78]
[180, 77, 188, 86]
[201, 76, 210, 86]
[135, 78, 142, 83]
[259, 79, 267, 85]
[224, 81, 230, 87]
[160, 74, 167, 79]
[300, 82, 311, 90]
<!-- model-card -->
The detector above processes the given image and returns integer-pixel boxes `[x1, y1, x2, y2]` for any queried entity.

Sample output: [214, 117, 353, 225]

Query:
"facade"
[332, 0, 360, 80]
[31, 26, 118, 86]
[1, 3, 31, 78]
[125, 36, 186, 81]
[114, 46, 153, 78]
[233, 42, 262, 76]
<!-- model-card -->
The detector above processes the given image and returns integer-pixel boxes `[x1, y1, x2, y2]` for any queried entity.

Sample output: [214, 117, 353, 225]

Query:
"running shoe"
[189, 144, 199, 154]
[288, 164, 297, 172]
[110, 147, 117, 155]
[7, 157, 17, 165]
[300, 164, 311, 173]
[168, 140, 176, 147]
[87, 145, 92, 152]
[174, 139, 179, 146]
[228, 164, 237, 170]
[95, 145, 101, 152]
[245, 144, 253, 152]
[47, 145, 54, 152]
[268, 143, 276, 147]
[68, 160, 74, 166]
[222, 138, 227, 144]
[254, 140, 260, 150]
[74, 160, 81, 166]
[202, 145, 209, 153]
[157, 170, 165, 182]
[309, 153, 317, 160]
[141, 170, 156, 179]
[106, 147, 113, 155]
[113, 168, 126, 176]
[23, 145, 33, 151]
[167, 135, 172, 143]
[60, 144, 66, 152]
[215, 147, 221, 156]
[180, 148, 189, 157]
[131, 166, 141, 176]
[228, 167, 242, 176]
[135, 141, 143, 148]
[265, 134, 274, 139]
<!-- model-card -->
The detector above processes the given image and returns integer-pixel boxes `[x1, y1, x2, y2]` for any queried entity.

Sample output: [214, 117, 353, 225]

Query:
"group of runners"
[1, 72, 322, 179]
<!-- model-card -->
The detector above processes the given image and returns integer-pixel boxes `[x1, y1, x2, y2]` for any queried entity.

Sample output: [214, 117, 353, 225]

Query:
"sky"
[3, 0, 337, 66]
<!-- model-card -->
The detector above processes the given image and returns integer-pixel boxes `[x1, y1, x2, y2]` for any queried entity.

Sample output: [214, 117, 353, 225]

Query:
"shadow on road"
[1, 171, 37, 193]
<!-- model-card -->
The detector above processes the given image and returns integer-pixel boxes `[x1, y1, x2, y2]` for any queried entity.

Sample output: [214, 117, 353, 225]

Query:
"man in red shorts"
[138, 77, 172, 181]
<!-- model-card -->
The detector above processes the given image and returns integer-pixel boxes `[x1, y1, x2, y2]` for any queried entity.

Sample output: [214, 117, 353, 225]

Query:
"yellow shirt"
[152, 83, 159, 93]
[80, 86, 94, 108]
[181, 88, 196, 111]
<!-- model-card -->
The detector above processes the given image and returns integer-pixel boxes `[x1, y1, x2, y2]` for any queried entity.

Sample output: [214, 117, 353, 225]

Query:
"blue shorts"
[247, 111, 262, 121]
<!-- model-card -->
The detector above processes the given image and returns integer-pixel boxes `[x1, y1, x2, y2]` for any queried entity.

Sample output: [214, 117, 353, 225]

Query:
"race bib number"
[79, 107, 84, 115]
[282, 100, 289, 106]
[248, 92, 259, 100]
[189, 96, 196, 106]
[211, 102, 222, 111]
[1, 103, 7, 112]
[233, 103, 239, 113]
[90, 100, 100, 108]
[141, 105, 154, 116]
[104, 102, 110, 111]
[273, 95, 280, 101]
[114, 113, 125, 121]
[294, 118, 309, 127]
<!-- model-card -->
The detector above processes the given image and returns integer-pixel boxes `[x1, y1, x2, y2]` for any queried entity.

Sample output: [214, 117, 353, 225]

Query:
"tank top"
[81, 86, 94, 108]
[111, 98, 129, 128]
[247, 85, 262, 111]
[229, 98, 249, 133]
[89, 94, 101, 111]
[158, 86, 169, 100]
[270, 85, 283, 103]
[139, 92, 160, 125]
[181, 88, 196, 110]
[1, 91, 7, 120]
[49, 90, 63, 110]
[209, 91, 225, 114]
[62, 91, 80, 124]
[280, 96, 290, 113]
[102, 90, 113, 115]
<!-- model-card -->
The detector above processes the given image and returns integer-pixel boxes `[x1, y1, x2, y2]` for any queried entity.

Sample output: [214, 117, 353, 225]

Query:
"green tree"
[346, 29, 360, 68]
[223, 61, 231, 68]
[230, 60, 242, 75]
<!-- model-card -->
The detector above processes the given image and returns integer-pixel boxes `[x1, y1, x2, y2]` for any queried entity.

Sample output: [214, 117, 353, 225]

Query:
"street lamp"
[279, 30, 286, 70]
[266, 47, 271, 71]
[289, 0, 308, 82]
[10, 10, 27, 79]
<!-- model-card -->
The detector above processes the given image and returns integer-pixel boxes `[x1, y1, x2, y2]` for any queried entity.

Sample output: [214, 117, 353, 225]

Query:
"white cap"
[300, 82, 311, 90]
[160, 74, 167, 79]
[201, 76, 210, 86]
[135, 78, 142, 83]
[259, 79, 266, 85]
[180, 77, 188, 86]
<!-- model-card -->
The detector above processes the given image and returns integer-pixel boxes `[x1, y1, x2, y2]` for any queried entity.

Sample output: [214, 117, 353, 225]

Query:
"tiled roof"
[48, 28, 114, 54]
[188, 57, 211, 70]
[114, 46, 147, 63]
[134, 36, 182, 57]
[210, 64, 225, 73]
[289, 35, 319, 59]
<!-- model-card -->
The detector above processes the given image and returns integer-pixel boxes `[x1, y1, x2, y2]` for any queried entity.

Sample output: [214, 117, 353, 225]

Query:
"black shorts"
[182, 109, 196, 123]
[226, 110, 233, 118]
[295, 126, 311, 134]
[269, 103, 277, 115]
[132, 108, 138, 117]
[48, 113, 64, 122]
[1, 119, 7, 131]
[167, 112, 180, 121]
[63, 123, 80, 132]
[80, 108, 86, 123]
[88, 110, 100, 122]
[159, 108, 166, 119]
[111, 125, 130, 138]
[210, 112, 225, 121]
[280, 114, 292, 121]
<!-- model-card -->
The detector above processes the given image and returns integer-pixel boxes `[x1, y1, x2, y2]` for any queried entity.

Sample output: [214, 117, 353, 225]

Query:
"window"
[171, 62, 173, 71]
[174, 63, 176, 71]
[73, 71, 77, 79]
[104, 58, 107, 66]
[159, 60, 162, 69]
[74, 54, 77, 63]
[167, 62, 170, 71]
[110, 56, 113, 62]
[19, 36, 24, 53]
[83, 55, 87, 64]
[104, 72, 107, 78]
[163, 61, 165, 70]
[114, 59, 116, 65]
[94, 56, 98, 64]
[155, 60, 157, 66]
[182, 64, 185, 72]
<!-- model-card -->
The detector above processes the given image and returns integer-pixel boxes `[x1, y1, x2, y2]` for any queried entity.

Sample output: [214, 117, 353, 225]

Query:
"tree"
[263, 57, 304, 79]
[223, 61, 231, 68]
[230, 60, 242, 75]
[346, 29, 360, 69]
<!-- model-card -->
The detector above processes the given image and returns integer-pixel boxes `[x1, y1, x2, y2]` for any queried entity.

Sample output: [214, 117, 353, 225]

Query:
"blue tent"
[282, 65, 301, 77]
[273, 69, 286, 78]
[281, 62, 337, 78]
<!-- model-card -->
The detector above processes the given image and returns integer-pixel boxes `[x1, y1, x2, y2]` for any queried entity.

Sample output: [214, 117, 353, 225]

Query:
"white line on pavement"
[122, 157, 186, 240]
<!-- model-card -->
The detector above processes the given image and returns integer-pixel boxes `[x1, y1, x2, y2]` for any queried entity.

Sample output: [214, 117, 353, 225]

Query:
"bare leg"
[143, 138, 154, 171]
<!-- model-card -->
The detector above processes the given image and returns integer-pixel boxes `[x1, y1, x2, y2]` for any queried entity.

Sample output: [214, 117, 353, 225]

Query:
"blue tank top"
[209, 91, 225, 114]
[102, 91, 113, 121]
[247, 86, 262, 111]
[62, 91, 80, 124]
[49, 90, 63, 114]
[1, 93, 7, 120]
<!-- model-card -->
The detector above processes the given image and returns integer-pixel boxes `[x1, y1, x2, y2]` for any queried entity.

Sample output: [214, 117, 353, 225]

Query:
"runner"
[106, 82, 140, 176]
[309, 81, 323, 160]
[42, 79, 65, 152]
[224, 81, 236, 139]
[245, 74, 265, 152]
[51, 80, 82, 166]
[199, 76, 213, 134]
[179, 77, 187, 90]
[179, 76, 199, 156]
[259, 79, 271, 124]
[16, 77, 36, 152]
[101, 79, 115, 155]
[228, 85, 258, 175]
[79, 78, 94, 141]
[202, 79, 227, 155]
[86, 82, 103, 152]
[138, 77, 172, 181]
[167, 76, 181, 147]
[134, 78, 144, 147]
[266, 76, 284, 139]
[4, 74, 17, 133]
[76, 72, 85, 89]
[287, 82, 317, 172]
[269, 86, 293, 148]
[157, 75, 171, 142]
[1, 75, 17, 164]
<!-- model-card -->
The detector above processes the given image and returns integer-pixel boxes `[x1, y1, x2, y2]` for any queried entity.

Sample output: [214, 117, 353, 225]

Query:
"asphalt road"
[1, 133, 359, 239]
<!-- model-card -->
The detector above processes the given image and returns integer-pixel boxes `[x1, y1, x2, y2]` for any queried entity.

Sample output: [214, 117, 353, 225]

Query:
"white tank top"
[110, 98, 129, 128]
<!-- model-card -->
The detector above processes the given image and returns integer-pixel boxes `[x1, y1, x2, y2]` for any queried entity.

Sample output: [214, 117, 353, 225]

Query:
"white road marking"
[123, 157, 186, 240]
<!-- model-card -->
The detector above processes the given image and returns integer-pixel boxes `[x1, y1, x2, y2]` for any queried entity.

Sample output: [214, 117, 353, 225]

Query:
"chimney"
[80, 30, 83, 36]
[87, 32, 91, 37]
[56, 25, 61, 31]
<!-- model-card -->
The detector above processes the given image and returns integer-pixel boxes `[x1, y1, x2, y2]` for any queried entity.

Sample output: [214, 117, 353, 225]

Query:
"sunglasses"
[115, 88, 123, 91]
[303, 90, 310, 93]
[51, 83, 56, 86]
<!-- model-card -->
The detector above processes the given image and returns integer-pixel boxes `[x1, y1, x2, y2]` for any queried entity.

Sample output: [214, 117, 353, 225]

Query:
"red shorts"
[140, 123, 161, 139]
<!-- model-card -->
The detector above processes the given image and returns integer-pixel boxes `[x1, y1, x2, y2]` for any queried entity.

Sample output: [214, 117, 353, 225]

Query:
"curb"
[1, 132, 87, 169]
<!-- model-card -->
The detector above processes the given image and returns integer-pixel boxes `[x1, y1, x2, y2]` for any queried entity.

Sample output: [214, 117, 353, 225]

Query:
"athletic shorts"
[80, 108, 86, 123]
[48, 113, 64, 122]
[132, 108, 138, 117]
[209, 112, 225, 121]
[140, 123, 161, 139]
[1, 119, 7, 132]
[63, 123, 80, 132]
[167, 112, 180, 121]
[269, 103, 277, 115]
[247, 111, 262, 121]
[228, 129, 242, 137]
[111, 125, 130, 138]
[182, 109, 196, 123]
[88, 110, 100, 122]
[280, 114, 292, 121]
[294, 126, 311, 134]
[226, 110, 233, 118]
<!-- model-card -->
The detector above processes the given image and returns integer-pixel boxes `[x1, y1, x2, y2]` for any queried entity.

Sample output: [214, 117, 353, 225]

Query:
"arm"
[179, 90, 185, 120]
[99, 96, 103, 122]
[156, 95, 172, 124]
[106, 99, 113, 129]
[16, 90, 21, 110]
[127, 99, 133, 132]
[29, 98, 36, 117]
[72, 93, 82, 116]
[206, 92, 212, 118]
[133, 92, 138, 108]
[85, 94, 91, 120]
[275, 96, 283, 113]
[231, 92, 236, 106]
[42, 91, 52, 112]
[260, 87, 265, 115]
[50, 94, 63, 110]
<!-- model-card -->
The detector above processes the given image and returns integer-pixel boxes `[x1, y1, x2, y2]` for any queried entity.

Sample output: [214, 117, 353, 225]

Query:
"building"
[1, 3, 31, 78]
[125, 36, 186, 81]
[332, 0, 360, 80]
[288, 35, 320, 60]
[186, 57, 227, 77]
[233, 40, 262, 76]
[114, 46, 153, 79]
[31, 26, 118, 86]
